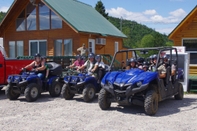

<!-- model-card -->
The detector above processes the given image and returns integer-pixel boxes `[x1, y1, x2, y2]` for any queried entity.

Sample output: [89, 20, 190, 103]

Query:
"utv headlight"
[136, 81, 142, 87]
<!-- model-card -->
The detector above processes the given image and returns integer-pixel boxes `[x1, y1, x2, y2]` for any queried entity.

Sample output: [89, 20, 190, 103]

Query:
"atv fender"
[101, 83, 115, 96]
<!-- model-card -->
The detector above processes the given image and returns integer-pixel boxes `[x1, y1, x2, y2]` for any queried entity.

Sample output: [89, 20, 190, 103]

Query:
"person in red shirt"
[69, 55, 84, 69]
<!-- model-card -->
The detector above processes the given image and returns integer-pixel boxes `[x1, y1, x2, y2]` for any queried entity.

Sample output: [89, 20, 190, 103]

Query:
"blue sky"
[0, 0, 196, 34]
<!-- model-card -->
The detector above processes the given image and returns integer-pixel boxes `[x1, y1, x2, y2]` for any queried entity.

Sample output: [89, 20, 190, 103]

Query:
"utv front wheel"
[174, 83, 184, 100]
[144, 90, 158, 116]
[98, 88, 111, 110]
[49, 81, 62, 97]
[5, 85, 20, 100]
[61, 84, 74, 100]
[83, 84, 95, 102]
[25, 83, 39, 102]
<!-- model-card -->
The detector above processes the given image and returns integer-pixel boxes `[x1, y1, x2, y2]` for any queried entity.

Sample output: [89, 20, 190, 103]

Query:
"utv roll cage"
[109, 47, 178, 71]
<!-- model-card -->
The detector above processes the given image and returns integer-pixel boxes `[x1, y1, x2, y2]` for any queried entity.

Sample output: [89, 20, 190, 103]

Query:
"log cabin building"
[169, 5, 197, 66]
[0, 0, 126, 62]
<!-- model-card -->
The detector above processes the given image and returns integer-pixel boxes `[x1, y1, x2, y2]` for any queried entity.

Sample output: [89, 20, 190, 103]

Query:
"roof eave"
[168, 5, 197, 40]
[78, 31, 127, 38]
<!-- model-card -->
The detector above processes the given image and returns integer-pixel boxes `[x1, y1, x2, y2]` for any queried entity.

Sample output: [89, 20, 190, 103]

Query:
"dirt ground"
[0, 89, 197, 131]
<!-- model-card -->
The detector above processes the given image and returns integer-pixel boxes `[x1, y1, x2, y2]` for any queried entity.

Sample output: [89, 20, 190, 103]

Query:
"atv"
[61, 69, 106, 102]
[98, 47, 184, 115]
[5, 62, 63, 102]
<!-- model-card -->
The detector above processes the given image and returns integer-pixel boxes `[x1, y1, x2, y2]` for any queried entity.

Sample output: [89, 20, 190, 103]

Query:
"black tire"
[61, 84, 74, 100]
[24, 83, 39, 102]
[49, 81, 62, 97]
[174, 83, 184, 100]
[82, 84, 95, 102]
[5, 85, 20, 100]
[98, 88, 111, 110]
[144, 90, 158, 116]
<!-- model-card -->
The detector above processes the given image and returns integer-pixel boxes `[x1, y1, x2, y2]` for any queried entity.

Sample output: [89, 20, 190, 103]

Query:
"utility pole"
[120, 16, 123, 31]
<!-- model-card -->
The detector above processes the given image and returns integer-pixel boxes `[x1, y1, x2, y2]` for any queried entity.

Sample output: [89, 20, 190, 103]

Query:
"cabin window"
[64, 39, 72, 56]
[9, 41, 24, 58]
[26, 3, 37, 30]
[183, 39, 197, 64]
[115, 41, 119, 53]
[39, 3, 50, 30]
[9, 41, 15, 58]
[16, 10, 26, 31]
[51, 11, 62, 29]
[54, 40, 63, 56]
[29, 40, 47, 56]
[16, 2, 62, 31]
[54, 39, 72, 56]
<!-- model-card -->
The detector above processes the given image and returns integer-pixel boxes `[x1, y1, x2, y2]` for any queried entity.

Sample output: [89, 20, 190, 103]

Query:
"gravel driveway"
[0, 89, 197, 131]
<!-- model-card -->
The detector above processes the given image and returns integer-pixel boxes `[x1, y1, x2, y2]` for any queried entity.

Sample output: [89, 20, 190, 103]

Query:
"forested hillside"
[108, 16, 173, 48]
[95, 1, 173, 49]
[0, 12, 6, 23]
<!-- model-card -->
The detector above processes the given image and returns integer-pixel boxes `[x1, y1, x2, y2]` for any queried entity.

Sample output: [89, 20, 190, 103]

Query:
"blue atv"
[98, 47, 184, 115]
[61, 70, 105, 102]
[5, 62, 63, 102]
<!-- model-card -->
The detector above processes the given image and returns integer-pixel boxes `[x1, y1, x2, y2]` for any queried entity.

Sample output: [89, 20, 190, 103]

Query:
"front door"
[88, 39, 95, 54]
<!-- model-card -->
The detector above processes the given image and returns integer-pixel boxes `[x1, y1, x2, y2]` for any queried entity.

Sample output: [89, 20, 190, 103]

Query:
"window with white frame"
[183, 39, 197, 64]
[29, 40, 47, 56]
[9, 41, 24, 58]
[54, 39, 72, 56]
[114, 41, 119, 53]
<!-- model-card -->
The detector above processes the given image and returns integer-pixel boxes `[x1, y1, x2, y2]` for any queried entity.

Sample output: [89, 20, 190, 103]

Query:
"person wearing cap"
[78, 53, 95, 73]
[77, 43, 89, 57]
[149, 54, 157, 72]
[69, 55, 84, 69]
[157, 55, 169, 79]
[126, 58, 137, 70]
[22, 53, 46, 79]
[137, 57, 144, 69]
[142, 62, 149, 71]
[91, 55, 106, 83]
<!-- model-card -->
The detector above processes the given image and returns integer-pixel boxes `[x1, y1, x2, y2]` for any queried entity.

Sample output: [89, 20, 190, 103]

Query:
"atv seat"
[47, 62, 63, 76]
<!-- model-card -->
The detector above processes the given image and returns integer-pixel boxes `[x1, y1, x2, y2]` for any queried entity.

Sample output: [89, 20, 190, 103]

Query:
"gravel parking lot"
[0, 89, 197, 131]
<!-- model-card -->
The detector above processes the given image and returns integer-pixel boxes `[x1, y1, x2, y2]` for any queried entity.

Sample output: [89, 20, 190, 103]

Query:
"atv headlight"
[136, 81, 142, 87]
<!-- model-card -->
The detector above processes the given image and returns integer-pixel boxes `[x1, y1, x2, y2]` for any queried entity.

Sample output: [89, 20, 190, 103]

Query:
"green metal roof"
[43, 0, 127, 38]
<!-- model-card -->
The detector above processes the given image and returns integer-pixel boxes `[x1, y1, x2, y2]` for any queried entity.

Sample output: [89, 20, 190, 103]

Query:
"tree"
[0, 12, 6, 23]
[95, 1, 108, 19]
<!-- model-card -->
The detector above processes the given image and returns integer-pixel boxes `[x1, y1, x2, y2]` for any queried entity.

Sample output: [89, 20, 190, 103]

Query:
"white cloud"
[0, 6, 9, 12]
[143, 10, 157, 15]
[169, 8, 186, 17]
[107, 7, 187, 34]
[156, 27, 175, 34]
